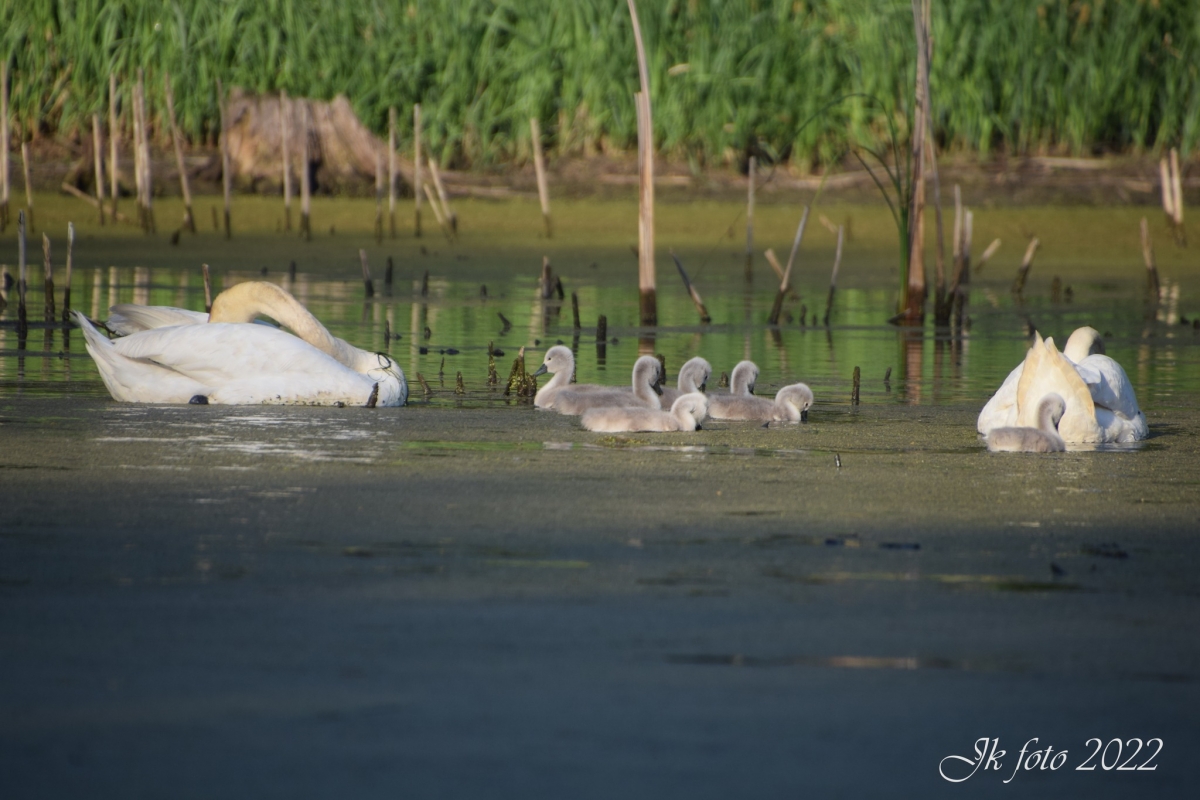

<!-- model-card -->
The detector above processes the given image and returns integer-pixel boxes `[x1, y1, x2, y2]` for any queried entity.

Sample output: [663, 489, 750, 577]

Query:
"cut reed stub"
[851, 366, 861, 406]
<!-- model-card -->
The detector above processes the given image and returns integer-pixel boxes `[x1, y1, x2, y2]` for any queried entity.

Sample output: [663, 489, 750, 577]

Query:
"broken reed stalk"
[384, 256, 394, 295]
[299, 103, 312, 241]
[427, 157, 456, 235]
[91, 114, 106, 226]
[62, 222, 74, 322]
[217, 78, 231, 239]
[629, 0, 657, 326]
[388, 106, 397, 239]
[745, 154, 755, 281]
[0, 61, 8, 231]
[823, 225, 845, 326]
[530, 117, 552, 238]
[416, 372, 432, 397]
[17, 210, 27, 333]
[60, 182, 131, 223]
[487, 354, 499, 385]
[422, 183, 448, 235]
[1170, 148, 1184, 228]
[921, 0, 945, 314]
[901, 0, 931, 323]
[136, 69, 155, 234]
[1012, 237, 1040, 296]
[131, 77, 143, 228]
[413, 103, 423, 238]
[374, 150, 384, 243]
[539, 256, 554, 300]
[42, 233, 55, 320]
[454, 371, 465, 395]
[21, 141, 34, 233]
[108, 73, 119, 220]
[163, 72, 194, 233]
[763, 248, 785, 284]
[421, 269, 430, 296]
[359, 249, 375, 298]
[571, 291, 581, 330]
[670, 251, 711, 324]
[201, 262, 213, 313]
[852, 366, 861, 405]
[769, 205, 810, 325]
[281, 91, 292, 232]
[1141, 217, 1161, 298]
[974, 238, 1002, 273]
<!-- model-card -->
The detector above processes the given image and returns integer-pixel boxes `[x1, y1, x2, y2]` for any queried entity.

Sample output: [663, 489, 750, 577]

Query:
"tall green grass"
[3, 0, 1197, 168]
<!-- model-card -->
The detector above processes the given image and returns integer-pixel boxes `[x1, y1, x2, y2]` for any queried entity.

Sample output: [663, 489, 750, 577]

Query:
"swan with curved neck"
[658, 357, 712, 407]
[552, 356, 663, 415]
[582, 392, 708, 433]
[77, 282, 406, 406]
[977, 327, 1146, 443]
[709, 383, 814, 422]
[708, 360, 761, 418]
[986, 393, 1066, 452]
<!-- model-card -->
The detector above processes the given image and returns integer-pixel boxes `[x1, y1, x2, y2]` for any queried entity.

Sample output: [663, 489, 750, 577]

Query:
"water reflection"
[2, 260, 1198, 408]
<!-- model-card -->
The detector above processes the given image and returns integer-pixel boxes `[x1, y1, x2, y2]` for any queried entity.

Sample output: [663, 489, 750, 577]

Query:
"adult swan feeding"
[977, 328, 1145, 443]
[76, 281, 408, 406]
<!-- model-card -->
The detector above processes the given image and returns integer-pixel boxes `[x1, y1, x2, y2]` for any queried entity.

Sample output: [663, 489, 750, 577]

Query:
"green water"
[2, 194, 1199, 411]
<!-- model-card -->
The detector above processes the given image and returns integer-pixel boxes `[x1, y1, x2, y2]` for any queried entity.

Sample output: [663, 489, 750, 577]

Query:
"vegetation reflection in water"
[2, 197, 1198, 411]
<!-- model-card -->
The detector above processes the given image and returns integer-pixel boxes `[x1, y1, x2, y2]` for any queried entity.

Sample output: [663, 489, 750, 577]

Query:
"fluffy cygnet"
[986, 393, 1066, 452]
[708, 383, 814, 422]
[581, 392, 708, 433]
[658, 357, 712, 407]
[554, 356, 664, 415]
[707, 360, 759, 418]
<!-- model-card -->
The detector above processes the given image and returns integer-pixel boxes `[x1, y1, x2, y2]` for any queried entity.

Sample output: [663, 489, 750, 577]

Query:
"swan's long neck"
[1064, 327, 1104, 363]
[209, 282, 360, 366]
[632, 358, 662, 407]
[730, 362, 757, 395]
[1038, 396, 1065, 434]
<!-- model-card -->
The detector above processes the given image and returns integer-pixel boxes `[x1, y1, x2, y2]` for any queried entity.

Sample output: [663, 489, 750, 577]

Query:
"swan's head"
[1063, 326, 1104, 363]
[532, 345, 573, 378]
[730, 360, 759, 396]
[671, 392, 709, 430]
[364, 352, 403, 384]
[1038, 393, 1067, 431]
[632, 356, 664, 395]
[678, 357, 712, 393]
[776, 383, 814, 422]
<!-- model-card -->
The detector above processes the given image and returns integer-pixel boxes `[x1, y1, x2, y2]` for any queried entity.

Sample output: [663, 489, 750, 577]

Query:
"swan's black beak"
[695, 423, 703, 431]
[800, 408, 809, 423]
[532, 364, 548, 378]
[652, 377, 664, 395]
[748, 383, 756, 396]
[699, 381, 708, 393]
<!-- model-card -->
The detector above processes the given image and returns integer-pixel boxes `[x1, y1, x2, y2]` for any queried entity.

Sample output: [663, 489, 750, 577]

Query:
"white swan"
[582, 392, 708, 433]
[658, 357, 712, 407]
[76, 281, 407, 406]
[978, 328, 1146, 443]
[552, 356, 664, 415]
[707, 383, 814, 422]
[107, 305, 208, 334]
[986, 393, 1066, 452]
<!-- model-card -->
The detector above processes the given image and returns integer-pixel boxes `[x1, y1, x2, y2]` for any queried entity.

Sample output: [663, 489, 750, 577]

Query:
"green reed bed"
[3, 0, 1198, 169]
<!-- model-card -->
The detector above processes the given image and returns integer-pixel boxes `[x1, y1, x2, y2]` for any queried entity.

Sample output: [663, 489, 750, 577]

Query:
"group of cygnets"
[74, 281, 1147, 453]
[531, 346, 813, 433]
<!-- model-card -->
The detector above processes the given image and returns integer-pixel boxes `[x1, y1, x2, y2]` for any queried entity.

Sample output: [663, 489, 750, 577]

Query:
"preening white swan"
[658, 357, 712, 407]
[77, 281, 407, 406]
[708, 383, 814, 422]
[986, 393, 1066, 452]
[977, 328, 1146, 443]
[533, 346, 596, 409]
[582, 392, 708, 433]
[552, 356, 664, 415]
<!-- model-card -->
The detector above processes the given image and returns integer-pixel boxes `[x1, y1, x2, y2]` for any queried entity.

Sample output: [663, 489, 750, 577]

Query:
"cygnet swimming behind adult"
[581, 392, 708, 433]
[658, 357, 712, 407]
[986, 393, 1066, 452]
[707, 360, 758, 418]
[553, 356, 664, 415]
[708, 383, 814, 422]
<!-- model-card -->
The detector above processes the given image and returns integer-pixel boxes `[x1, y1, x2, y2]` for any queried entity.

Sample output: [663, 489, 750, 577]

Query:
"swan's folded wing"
[107, 305, 208, 335]
[112, 324, 357, 385]
[1017, 335, 1100, 441]
[1075, 355, 1142, 420]
[977, 361, 1024, 433]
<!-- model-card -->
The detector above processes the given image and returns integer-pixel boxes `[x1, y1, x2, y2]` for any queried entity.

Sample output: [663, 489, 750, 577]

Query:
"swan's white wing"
[1017, 335, 1102, 442]
[1075, 355, 1142, 420]
[75, 312, 210, 402]
[111, 324, 377, 405]
[977, 361, 1023, 434]
[107, 305, 208, 335]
